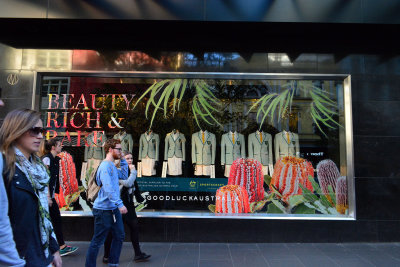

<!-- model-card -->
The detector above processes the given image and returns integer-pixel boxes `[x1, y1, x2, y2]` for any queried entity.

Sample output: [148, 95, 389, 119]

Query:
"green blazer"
[274, 131, 300, 162]
[191, 131, 216, 165]
[248, 131, 273, 166]
[164, 132, 186, 160]
[221, 132, 245, 165]
[139, 132, 160, 160]
[84, 131, 106, 161]
[113, 132, 133, 153]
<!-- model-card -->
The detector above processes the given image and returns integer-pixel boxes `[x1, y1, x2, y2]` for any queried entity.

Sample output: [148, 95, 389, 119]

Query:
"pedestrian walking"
[0, 108, 62, 267]
[41, 138, 79, 256]
[0, 96, 26, 266]
[103, 151, 151, 264]
[85, 139, 128, 267]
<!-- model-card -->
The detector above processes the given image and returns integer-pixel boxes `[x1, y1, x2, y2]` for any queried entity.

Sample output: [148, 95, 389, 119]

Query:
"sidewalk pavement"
[62, 241, 400, 267]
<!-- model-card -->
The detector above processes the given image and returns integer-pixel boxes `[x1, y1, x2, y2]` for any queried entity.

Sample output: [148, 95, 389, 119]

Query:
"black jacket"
[121, 168, 144, 204]
[5, 166, 59, 267]
[43, 153, 60, 196]
[121, 180, 144, 205]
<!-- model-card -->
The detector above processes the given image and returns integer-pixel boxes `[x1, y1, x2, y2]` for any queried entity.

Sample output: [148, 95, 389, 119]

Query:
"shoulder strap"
[94, 161, 103, 187]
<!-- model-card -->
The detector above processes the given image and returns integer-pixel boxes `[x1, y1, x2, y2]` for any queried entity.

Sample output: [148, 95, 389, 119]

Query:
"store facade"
[1, 1, 400, 242]
[1, 47, 394, 242]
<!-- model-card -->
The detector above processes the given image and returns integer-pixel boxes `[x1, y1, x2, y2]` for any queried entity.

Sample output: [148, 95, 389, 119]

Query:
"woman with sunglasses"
[0, 109, 62, 267]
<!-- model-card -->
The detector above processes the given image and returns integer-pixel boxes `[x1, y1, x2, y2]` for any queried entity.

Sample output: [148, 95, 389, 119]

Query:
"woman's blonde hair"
[0, 108, 42, 182]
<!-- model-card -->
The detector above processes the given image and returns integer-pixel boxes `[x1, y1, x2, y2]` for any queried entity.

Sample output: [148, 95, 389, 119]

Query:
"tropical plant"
[298, 176, 340, 215]
[132, 79, 222, 129]
[248, 81, 341, 136]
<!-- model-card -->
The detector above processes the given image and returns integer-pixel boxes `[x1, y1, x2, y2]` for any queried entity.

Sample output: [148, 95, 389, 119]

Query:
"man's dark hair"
[104, 138, 121, 153]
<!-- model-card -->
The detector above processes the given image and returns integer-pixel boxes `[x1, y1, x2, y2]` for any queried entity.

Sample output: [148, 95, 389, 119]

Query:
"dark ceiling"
[1, 19, 399, 56]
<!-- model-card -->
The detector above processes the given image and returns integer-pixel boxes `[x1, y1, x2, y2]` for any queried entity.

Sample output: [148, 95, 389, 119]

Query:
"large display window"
[35, 72, 354, 219]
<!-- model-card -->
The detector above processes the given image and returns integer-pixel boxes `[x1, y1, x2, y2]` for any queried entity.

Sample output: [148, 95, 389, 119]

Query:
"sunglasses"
[28, 127, 46, 137]
[113, 147, 122, 151]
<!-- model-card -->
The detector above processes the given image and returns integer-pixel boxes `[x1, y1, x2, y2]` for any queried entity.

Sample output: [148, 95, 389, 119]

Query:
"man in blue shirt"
[85, 138, 128, 267]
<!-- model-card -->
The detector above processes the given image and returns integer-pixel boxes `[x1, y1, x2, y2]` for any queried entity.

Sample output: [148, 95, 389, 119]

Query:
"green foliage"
[248, 81, 342, 136]
[298, 176, 339, 215]
[269, 184, 283, 198]
[266, 199, 286, 214]
[327, 185, 336, 206]
[307, 84, 342, 137]
[135, 203, 147, 212]
[192, 80, 222, 128]
[250, 200, 268, 213]
[208, 204, 216, 213]
[288, 195, 304, 208]
[292, 203, 315, 214]
[132, 79, 222, 129]
[264, 174, 272, 187]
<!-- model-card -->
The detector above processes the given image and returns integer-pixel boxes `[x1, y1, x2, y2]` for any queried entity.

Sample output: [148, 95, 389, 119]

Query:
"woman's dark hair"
[39, 138, 60, 156]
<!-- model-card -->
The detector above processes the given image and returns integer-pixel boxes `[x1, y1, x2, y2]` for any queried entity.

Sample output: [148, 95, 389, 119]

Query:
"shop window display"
[38, 74, 352, 218]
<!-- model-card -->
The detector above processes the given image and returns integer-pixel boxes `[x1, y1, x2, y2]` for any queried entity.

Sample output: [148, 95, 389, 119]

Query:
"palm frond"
[133, 78, 223, 129]
[191, 82, 223, 128]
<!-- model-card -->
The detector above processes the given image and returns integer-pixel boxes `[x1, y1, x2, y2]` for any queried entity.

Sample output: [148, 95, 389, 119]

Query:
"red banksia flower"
[56, 152, 79, 208]
[271, 156, 314, 202]
[215, 185, 250, 213]
[336, 176, 348, 214]
[228, 158, 264, 203]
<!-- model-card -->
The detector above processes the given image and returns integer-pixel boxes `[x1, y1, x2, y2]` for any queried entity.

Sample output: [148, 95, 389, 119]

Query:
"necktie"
[259, 132, 263, 142]
[286, 132, 290, 143]
[202, 132, 205, 143]
[232, 133, 235, 144]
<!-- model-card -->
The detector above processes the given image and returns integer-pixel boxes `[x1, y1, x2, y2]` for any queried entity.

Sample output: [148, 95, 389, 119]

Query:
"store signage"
[136, 177, 227, 192]
[7, 73, 19, 85]
[45, 93, 135, 144]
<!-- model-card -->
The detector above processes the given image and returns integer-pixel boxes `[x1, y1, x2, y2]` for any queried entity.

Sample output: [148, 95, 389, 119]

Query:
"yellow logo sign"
[189, 180, 196, 188]
[7, 73, 19, 86]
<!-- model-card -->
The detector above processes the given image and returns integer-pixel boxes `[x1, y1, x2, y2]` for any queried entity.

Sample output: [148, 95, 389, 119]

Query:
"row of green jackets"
[111, 130, 299, 166]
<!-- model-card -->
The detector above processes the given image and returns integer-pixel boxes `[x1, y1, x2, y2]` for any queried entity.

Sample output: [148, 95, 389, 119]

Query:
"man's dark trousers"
[85, 208, 124, 267]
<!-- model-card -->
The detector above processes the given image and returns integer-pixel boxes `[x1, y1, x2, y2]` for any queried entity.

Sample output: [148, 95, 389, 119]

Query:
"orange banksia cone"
[215, 185, 250, 213]
[271, 156, 314, 202]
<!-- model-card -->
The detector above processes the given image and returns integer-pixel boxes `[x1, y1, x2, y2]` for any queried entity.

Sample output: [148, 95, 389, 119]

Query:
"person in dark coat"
[0, 108, 62, 267]
[41, 138, 78, 256]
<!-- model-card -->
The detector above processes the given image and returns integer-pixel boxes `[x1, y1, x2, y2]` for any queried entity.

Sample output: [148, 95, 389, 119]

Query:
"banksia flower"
[316, 159, 340, 194]
[228, 158, 264, 202]
[316, 159, 340, 205]
[56, 152, 79, 208]
[271, 156, 314, 202]
[215, 185, 250, 213]
[336, 176, 348, 214]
